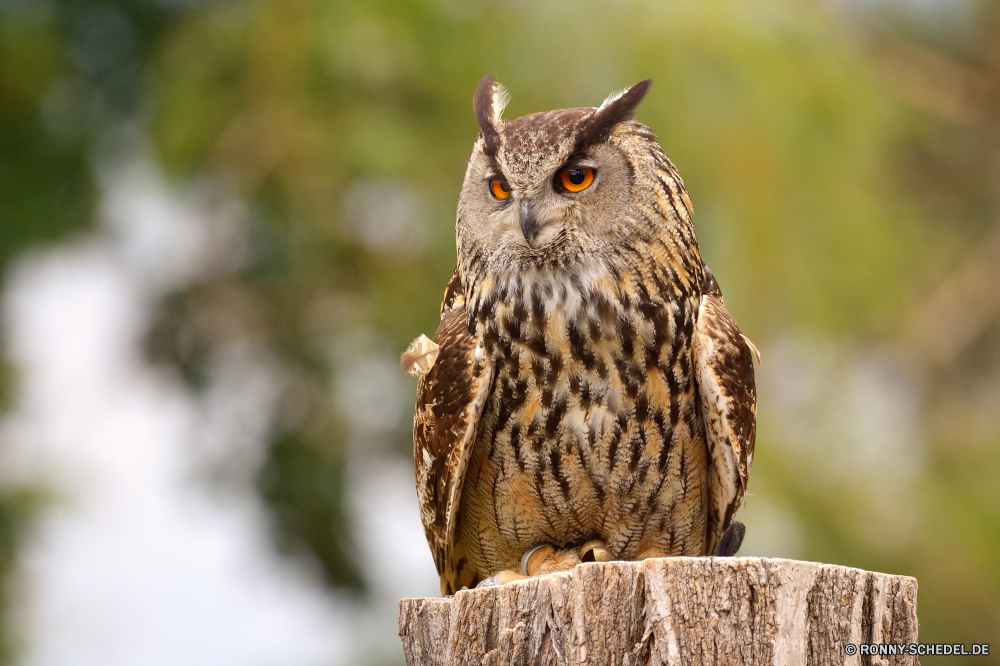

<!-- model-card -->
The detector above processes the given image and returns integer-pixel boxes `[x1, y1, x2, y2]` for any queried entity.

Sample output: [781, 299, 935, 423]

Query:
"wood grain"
[398, 557, 919, 666]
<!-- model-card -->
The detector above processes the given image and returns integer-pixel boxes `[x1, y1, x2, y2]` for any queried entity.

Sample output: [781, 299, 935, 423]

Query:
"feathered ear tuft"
[598, 87, 630, 111]
[575, 79, 652, 150]
[492, 82, 511, 120]
[473, 74, 508, 158]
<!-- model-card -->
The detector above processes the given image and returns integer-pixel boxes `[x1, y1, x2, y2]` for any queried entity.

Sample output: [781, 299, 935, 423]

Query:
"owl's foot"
[475, 570, 528, 588]
[478, 540, 616, 588]
[474, 544, 567, 588]
[579, 539, 613, 563]
[712, 521, 746, 557]
[520, 544, 581, 576]
[521, 540, 613, 575]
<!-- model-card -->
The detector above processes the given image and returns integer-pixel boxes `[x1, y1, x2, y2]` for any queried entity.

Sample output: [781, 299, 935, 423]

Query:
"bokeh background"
[1, 0, 998, 663]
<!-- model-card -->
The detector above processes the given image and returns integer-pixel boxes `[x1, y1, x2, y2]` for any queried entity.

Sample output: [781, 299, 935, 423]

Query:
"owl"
[402, 75, 758, 596]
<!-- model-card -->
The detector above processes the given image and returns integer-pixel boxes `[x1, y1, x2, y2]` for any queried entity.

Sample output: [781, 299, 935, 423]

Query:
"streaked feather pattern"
[410, 76, 757, 595]
[412, 272, 493, 593]
[692, 268, 757, 554]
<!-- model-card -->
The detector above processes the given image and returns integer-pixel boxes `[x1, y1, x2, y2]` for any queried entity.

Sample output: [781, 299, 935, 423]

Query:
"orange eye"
[559, 167, 595, 193]
[490, 179, 512, 199]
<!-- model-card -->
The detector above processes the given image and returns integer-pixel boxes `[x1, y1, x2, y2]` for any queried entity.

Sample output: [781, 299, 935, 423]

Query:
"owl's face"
[456, 76, 688, 278]
[459, 109, 636, 256]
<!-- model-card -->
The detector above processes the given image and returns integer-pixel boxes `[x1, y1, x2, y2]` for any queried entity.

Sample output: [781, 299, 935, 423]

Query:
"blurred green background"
[1, 0, 999, 663]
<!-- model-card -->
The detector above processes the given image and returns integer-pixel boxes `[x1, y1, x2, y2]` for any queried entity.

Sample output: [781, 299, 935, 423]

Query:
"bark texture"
[398, 557, 919, 666]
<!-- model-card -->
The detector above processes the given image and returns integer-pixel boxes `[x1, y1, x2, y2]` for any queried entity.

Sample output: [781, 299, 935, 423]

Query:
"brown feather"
[412, 271, 492, 592]
[692, 268, 757, 554]
[411, 79, 757, 595]
[473, 74, 503, 159]
[574, 79, 652, 152]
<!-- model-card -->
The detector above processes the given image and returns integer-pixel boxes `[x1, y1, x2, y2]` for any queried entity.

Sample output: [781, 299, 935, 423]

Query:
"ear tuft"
[473, 74, 507, 157]
[598, 86, 630, 111]
[576, 79, 652, 150]
[492, 82, 511, 121]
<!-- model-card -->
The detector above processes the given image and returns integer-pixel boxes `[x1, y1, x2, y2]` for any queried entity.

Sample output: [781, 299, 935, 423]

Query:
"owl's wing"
[691, 268, 758, 555]
[412, 270, 493, 590]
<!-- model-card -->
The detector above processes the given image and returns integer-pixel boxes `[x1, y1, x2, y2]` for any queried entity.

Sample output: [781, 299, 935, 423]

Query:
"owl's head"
[456, 74, 694, 282]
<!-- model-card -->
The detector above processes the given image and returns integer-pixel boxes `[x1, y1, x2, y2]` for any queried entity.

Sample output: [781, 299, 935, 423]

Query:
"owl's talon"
[579, 539, 613, 563]
[476, 577, 494, 588]
[521, 544, 555, 576]
[476, 570, 527, 588]
[518, 544, 583, 576]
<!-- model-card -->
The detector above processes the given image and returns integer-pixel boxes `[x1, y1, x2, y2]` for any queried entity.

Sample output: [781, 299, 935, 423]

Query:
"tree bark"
[398, 557, 919, 666]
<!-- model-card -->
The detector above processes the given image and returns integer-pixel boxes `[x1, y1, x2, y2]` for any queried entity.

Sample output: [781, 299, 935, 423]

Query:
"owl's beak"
[519, 199, 538, 247]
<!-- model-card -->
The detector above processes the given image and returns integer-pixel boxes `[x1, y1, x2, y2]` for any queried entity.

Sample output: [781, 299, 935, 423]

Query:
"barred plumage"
[407, 76, 756, 596]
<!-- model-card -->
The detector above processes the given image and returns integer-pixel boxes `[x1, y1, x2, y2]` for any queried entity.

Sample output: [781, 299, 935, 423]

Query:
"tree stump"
[398, 557, 919, 665]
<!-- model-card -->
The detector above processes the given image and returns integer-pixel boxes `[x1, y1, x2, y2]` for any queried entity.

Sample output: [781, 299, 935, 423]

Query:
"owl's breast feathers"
[412, 263, 756, 593]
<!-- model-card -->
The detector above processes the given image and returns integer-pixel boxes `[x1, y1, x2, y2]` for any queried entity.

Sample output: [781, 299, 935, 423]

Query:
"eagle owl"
[403, 75, 757, 596]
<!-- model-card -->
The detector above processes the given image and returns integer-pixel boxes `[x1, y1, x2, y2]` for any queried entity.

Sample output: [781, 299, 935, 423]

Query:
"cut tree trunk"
[398, 557, 919, 666]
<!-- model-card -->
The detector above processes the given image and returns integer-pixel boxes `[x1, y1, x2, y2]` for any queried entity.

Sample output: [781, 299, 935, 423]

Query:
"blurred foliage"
[0, 2, 186, 662]
[0, 487, 48, 666]
[258, 432, 364, 591]
[0, 359, 14, 415]
[0, 0, 180, 269]
[1, 0, 1000, 662]
[0, 5, 91, 275]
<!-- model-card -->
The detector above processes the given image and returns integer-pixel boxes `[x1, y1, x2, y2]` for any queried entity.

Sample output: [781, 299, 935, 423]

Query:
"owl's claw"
[579, 539, 613, 563]
[476, 544, 574, 588]
[712, 521, 746, 557]
[519, 543, 583, 576]
[495, 540, 613, 585]
[520, 544, 555, 575]
[476, 570, 527, 588]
